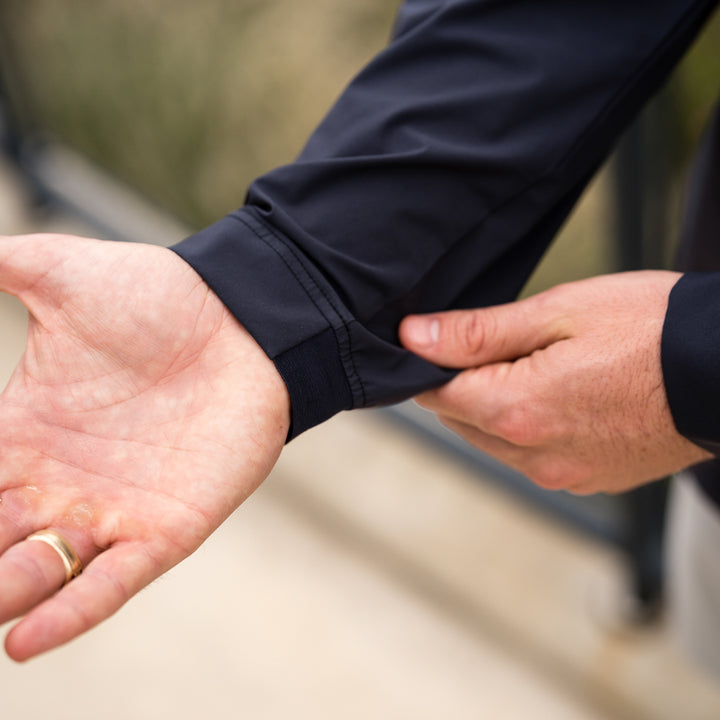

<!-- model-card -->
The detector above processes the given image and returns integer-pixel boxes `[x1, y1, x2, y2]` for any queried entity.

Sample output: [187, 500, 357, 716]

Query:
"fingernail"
[404, 317, 439, 349]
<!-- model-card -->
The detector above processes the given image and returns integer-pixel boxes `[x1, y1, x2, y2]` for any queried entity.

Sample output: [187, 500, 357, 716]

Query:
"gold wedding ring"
[27, 530, 83, 585]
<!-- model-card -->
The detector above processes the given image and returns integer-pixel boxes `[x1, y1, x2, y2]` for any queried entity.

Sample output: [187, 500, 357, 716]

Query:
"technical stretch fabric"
[172, 0, 720, 451]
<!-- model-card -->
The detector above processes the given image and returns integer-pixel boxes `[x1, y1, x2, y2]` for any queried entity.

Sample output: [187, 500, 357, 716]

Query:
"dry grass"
[2, 0, 718, 280]
[2, 0, 398, 226]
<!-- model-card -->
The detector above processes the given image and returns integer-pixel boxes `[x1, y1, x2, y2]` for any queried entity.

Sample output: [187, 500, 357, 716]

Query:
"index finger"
[415, 361, 517, 433]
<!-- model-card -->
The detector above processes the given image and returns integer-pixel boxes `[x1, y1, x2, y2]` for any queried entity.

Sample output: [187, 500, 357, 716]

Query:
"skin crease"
[0, 233, 290, 661]
[399, 271, 712, 495]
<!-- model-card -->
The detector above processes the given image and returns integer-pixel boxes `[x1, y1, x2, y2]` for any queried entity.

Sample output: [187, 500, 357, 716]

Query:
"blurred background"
[1, 1, 720, 717]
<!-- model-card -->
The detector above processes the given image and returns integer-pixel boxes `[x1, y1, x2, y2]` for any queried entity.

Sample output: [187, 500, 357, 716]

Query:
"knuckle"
[528, 466, 565, 491]
[534, 284, 574, 323]
[493, 407, 532, 445]
[492, 396, 550, 447]
[56, 591, 94, 632]
[527, 463, 569, 491]
[7, 549, 49, 586]
[528, 460, 588, 492]
[539, 282, 572, 308]
[453, 311, 491, 360]
[95, 565, 132, 609]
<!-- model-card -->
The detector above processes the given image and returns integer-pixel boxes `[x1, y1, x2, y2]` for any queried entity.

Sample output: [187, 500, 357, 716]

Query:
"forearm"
[173, 0, 717, 437]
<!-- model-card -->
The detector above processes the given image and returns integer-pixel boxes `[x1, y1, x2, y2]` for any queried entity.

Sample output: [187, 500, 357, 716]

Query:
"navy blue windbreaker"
[172, 0, 720, 462]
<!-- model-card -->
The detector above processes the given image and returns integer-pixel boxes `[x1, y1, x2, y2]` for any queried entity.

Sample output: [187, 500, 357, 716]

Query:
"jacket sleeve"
[172, 0, 717, 438]
[663, 273, 720, 456]
[664, 103, 720, 457]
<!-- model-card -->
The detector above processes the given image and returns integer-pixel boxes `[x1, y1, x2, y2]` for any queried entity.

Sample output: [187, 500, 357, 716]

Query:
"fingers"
[399, 290, 571, 368]
[0, 526, 97, 628]
[0, 511, 128, 662]
[0, 489, 164, 661]
[436, 413, 528, 468]
[0, 537, 76, 625]
[415, 362, 535, 440]
[4, 542, 158, 661]
[414, 362, 574, 485]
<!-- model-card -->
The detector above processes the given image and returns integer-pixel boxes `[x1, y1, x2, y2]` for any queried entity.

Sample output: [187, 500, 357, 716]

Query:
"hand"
[399, 271, 711, 495]
[0, 233, 290, 660]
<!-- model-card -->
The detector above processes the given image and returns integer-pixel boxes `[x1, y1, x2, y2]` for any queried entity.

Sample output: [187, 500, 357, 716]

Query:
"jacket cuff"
[171, 208, 357, 438]
[661, 272, 720, 455]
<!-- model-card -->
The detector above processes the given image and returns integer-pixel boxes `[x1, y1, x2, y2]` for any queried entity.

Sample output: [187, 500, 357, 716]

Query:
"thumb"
[0, 234, 55, 299]
[399, 297, 569, 368]
[0, 233, 85, 304]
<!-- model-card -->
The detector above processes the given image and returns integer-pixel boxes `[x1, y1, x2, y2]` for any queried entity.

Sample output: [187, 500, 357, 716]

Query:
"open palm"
[0, 233, 289, 660]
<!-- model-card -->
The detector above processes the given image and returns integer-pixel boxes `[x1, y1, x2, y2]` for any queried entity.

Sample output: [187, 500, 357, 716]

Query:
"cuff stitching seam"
[230, 212, 366, 407]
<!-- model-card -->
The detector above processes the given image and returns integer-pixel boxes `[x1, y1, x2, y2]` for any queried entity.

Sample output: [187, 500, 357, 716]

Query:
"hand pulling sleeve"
[172, 0, 717, 438]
